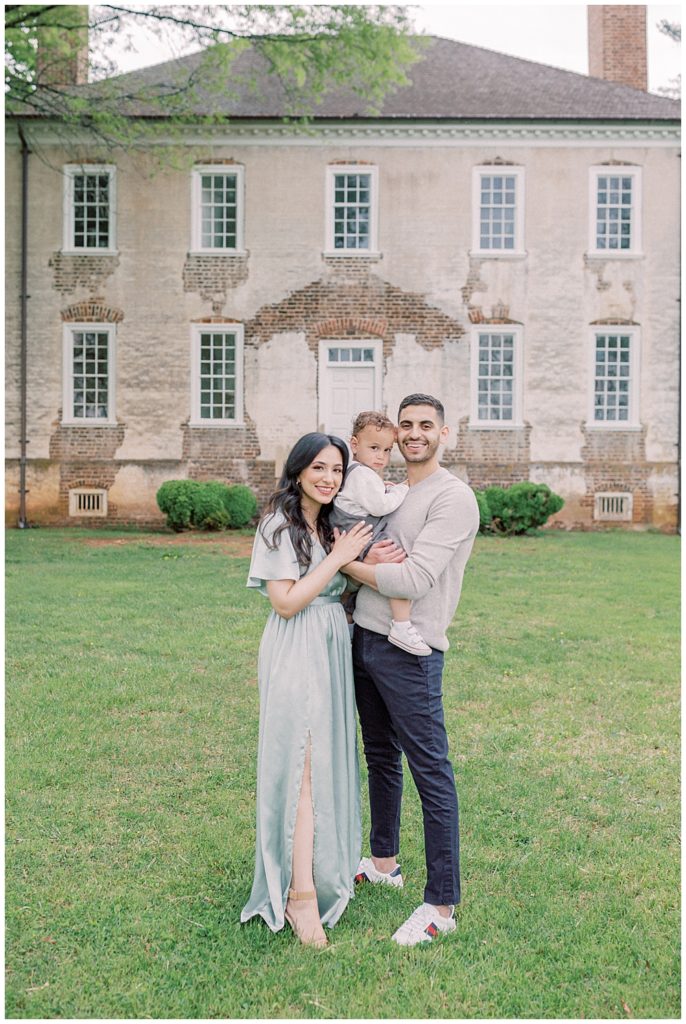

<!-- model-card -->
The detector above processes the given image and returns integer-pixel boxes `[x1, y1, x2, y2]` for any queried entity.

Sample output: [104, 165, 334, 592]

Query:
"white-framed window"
[471, 166, 525, 256]
[325, 165, 379, 254]
[190, 324, 244, 425]
[588, 166, 642, 256]
[62, 165, 116, 253]
[588, 327, 640, 428]
[62, 323, 116, 424]
[470, 326, 524, 426]
[191, 165, 245, 253]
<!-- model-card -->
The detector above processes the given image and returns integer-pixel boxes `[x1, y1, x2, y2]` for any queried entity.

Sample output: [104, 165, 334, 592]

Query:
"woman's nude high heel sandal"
[284, 888, 328, 948]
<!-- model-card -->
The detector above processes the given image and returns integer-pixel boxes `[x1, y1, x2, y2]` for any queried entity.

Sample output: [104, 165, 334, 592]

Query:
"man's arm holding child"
[343, 487, 477, 598]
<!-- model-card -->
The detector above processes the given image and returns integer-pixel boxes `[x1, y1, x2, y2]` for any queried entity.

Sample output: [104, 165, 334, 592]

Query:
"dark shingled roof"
[42, 35, 684, 121]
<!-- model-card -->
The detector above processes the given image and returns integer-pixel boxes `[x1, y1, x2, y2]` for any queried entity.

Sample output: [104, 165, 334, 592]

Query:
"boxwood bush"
[156, 480, 258, 532]
[224, 484, 258, 528]
[475, 482, 564, 535]
[156, 480, 198, 532]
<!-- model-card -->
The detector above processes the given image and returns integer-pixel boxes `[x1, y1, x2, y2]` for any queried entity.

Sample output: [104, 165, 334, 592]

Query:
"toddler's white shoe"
[355, 857, 404, 888]
[388, 620, 431, 656]
[391, 903, 456, 946]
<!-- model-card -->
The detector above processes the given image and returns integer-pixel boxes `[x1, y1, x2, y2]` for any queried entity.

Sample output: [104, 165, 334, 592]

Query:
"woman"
[240, 433, 373, 948]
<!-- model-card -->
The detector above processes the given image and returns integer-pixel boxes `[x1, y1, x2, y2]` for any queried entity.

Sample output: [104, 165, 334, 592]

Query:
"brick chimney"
[36, 5, 89, 86]
[588, 5, 648, 91]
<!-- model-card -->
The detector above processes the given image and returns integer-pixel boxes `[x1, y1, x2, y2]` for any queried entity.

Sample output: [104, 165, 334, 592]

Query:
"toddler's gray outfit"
[329, 462, 409, 549]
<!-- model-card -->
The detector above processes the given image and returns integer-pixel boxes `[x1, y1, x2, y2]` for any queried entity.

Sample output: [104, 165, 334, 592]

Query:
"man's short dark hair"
[397, 394, 445, 425]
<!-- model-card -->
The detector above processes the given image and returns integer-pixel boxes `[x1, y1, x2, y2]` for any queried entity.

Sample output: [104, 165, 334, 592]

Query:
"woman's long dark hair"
[260, 433, 349, 566]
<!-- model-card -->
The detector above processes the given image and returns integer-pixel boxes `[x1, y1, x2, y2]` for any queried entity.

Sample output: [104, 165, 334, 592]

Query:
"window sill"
[585, 251, 644, 260]
[322, 250, 382, 259]
[585, 422, 642, 431]
[60, 249, 119, 257]
[61, 418, 118, 427]
[468, 420, 524, 430]
[469, 250, 527, 260]
[188, 420, 246, 428]
[188, 249, 248, 257]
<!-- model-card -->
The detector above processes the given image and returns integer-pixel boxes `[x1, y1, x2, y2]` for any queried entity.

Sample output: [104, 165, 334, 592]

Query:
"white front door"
[318, 340, 383, 436]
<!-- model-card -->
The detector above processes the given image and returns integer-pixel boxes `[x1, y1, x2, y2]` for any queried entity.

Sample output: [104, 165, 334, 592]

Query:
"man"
[342, 394, 479, 946]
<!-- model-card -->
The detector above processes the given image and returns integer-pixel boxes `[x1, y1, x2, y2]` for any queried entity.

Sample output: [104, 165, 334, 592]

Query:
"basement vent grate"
[594, 492, 633, 522]
[69, 488, 108, 517]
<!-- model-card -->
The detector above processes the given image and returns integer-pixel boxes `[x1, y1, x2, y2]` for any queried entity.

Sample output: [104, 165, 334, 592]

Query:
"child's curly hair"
[351, 410, 396, 436]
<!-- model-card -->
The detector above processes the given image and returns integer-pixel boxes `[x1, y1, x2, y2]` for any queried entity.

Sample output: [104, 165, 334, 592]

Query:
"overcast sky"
[105, 2, 681, 96]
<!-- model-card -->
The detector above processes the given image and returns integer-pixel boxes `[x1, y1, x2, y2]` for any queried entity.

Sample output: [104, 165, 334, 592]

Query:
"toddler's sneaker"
[388, 620, 431, 657]
[355, 857, 404, 888]
[392, 903, 456, 946]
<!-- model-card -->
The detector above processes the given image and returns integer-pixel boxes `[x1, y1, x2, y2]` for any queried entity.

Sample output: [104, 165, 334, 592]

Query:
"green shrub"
[479, 482, 564, 535]
[192, 481, 231, 530]
[156, 480, 199, 531]
[224, 484, 258, 527]
[475, 490, 492, 530]
[156, 480, 258, 531]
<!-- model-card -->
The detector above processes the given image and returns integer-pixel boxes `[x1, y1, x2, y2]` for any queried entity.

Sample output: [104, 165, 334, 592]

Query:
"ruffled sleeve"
[247, 513, 302, 596]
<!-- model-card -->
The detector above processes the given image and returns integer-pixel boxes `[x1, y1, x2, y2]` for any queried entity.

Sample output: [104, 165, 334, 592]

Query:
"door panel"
[326, 367, 375, 435]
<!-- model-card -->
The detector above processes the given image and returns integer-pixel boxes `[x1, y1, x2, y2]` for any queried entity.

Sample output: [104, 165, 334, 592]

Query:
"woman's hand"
[331, 522, 374, 567]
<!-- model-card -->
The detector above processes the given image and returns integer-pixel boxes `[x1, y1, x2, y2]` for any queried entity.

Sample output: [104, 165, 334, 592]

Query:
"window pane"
[332, 172, 373, 250]
[479, 171, 517, 251]
[595, 172, 633, 250]
[72, 170, 111, 250]
[199, 172, 238, 249]
[476, 331, 517, 421]
[593, 332, 633, 421]
[197, 331, 238, 419]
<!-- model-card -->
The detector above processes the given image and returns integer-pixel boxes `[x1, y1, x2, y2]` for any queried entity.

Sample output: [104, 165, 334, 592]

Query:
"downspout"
[17, 123, 30, 528]
[677, 296, 681, 536]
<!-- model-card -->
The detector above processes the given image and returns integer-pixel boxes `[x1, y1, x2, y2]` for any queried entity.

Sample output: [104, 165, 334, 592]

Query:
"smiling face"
[350, 424, 396, 477]
[396, 404, 449, 465]
[297, 444, 345, 511]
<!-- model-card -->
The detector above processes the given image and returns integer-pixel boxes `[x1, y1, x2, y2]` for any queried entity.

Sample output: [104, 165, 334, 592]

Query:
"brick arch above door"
[244, 271, 464, 358]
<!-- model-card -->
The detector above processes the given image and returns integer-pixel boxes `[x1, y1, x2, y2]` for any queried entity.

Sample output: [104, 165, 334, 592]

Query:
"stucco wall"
[5, 127, 680, 528]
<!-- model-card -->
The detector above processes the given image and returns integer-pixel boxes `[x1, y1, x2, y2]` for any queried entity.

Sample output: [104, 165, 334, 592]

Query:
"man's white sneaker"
[391, 903, 456, 946]
[355, 857, 404, 888]
[388, 621, 431, 657]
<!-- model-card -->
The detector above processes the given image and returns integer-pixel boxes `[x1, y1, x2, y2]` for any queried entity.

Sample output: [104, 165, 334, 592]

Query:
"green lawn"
[5, 528, 680, 1019]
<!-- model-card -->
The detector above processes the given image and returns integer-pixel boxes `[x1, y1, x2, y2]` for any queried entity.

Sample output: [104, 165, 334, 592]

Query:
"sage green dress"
[240, 513, 361, 932]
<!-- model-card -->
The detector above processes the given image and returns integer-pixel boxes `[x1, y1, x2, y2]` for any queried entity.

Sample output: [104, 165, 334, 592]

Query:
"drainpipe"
[17, 123, 30, 528]
[677, 297, 681, 536]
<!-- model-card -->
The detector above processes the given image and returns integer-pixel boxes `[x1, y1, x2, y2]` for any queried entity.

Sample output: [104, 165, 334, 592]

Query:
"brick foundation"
[580, 423, 653, 526]
[49, 420, 127, 519]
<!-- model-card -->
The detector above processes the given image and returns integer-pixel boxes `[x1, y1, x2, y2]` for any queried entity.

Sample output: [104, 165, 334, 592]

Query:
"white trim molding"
[587, 165, 643, 258]
[16, 120, 681, 150]
[190, 323, 245, 426]
[325, 164, 379, 255]
[190, 164, 246, 254]
[587, 325, 641, 429]
[62, 322, 117, 425]
[62, 164, 117, 254]
[469, 325, 524, 428]
[471, 165, 526, 257]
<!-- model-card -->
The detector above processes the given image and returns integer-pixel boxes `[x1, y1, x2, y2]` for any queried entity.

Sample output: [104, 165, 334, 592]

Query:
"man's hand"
[363, 539, 407, 565]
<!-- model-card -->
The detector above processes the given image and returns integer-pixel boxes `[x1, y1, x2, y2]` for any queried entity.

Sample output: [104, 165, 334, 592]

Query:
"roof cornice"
[7, 118, 681, 148]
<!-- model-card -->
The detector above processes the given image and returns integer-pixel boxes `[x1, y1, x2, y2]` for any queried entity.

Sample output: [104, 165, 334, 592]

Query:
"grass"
[5, 527, 680, 1019]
